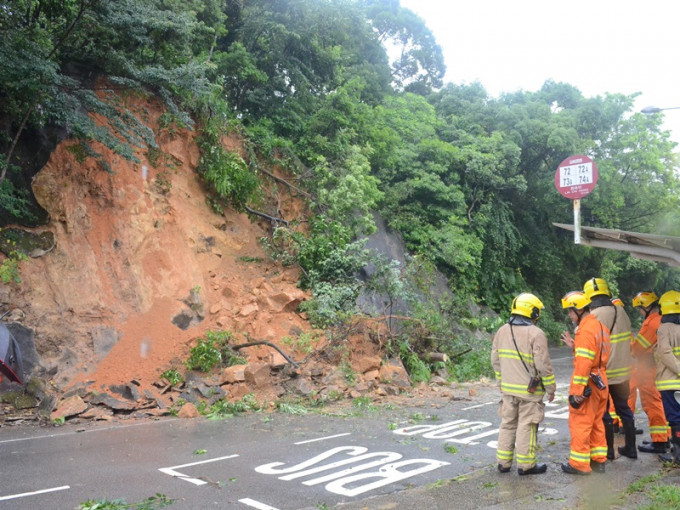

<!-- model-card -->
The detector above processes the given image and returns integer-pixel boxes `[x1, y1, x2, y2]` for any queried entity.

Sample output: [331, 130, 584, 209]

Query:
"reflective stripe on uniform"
[606, 366, 632, 378]
[636, 333, 651, 350]
[572, 375, 588, 386]
[569, 450, 590, 463]
[590, 446, 608, 459]
[500, 382, 545, 395]
[610, 332, 631, 344]
[542, 374, 556, 386]
[497, 449, 513, 461]
[655, 379, 680, 390]
[497, 348, 534, 363]
[575, 348, 595, 360]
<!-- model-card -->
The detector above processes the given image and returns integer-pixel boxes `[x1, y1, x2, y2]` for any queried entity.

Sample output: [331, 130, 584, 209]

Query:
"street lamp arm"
[641, 106, 680, 114]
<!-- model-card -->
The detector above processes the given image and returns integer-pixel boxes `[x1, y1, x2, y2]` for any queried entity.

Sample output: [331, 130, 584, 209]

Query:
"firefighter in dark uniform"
[655, 290, 680, 465]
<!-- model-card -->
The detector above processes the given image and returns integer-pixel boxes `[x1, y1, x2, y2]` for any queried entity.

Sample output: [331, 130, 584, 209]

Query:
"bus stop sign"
[554, 155, 598, 199]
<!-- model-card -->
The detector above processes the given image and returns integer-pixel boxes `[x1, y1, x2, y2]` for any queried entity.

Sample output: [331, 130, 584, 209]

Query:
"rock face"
[0, 95, 318, 400]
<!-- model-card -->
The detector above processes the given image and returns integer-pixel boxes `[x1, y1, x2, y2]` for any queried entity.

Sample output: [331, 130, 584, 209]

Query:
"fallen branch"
[449, 348, 472, 360]
[232, 341, 298, 368]
[244, 206, 289, 227]
[259, 167, 311, 199]
[424, 352, 449, 363]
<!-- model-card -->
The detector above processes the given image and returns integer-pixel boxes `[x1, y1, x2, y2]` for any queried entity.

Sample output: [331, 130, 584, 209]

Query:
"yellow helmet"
[561, 291, 591, 310]
[583, 277, 611, 299]
[659, 291, 680, 315]
[611, 297, 624, 307]
[511, 293, 544, 320]
[632, 291, 658, 309]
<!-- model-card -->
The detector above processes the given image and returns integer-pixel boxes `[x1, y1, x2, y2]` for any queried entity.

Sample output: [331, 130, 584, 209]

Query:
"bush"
[186, 338, 221, 372]
[448, 338, 495, 382]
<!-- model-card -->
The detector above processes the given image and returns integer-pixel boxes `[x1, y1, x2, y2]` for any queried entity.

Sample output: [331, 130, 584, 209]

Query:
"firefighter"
[630, 292, 669, 454]
[655, 290, 680, 464]
[491, 293, 556, 475]
[560, 291, 610, 474]
[583, 278, 636, 460]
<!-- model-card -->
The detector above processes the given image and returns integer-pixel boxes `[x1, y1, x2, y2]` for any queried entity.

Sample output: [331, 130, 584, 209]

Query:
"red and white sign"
[554, 155, 598, 199]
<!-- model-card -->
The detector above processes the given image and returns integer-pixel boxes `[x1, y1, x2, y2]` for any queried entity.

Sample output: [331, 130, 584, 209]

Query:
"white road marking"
[461, 402, 496, 410]
[0, 485, 70, 501]
[0, 419, 179, 444]
[159, 454, 239, 485]
[239, 498, 280, 509]
[295, 433, 351, 444]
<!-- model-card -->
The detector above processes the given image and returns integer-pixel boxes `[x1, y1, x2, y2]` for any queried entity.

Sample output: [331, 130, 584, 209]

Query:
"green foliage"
[186, 330, 242, 372]
[197, 141, 259, 211]
[281, 332, 319, 354]
[77, 493, 174, 510]
[203, 394, 261, 419]
[276, 402, 310, 415]
[0, 250, 28, 284]
[186, 337, 221, 372]
[160, 369, 183, 386]
[0, 163, 36, 223]
[444, 444, 458, 454]
[397, 340, 431, 383]
[299, 282, 360, 328]
[448, 338, 495, 382]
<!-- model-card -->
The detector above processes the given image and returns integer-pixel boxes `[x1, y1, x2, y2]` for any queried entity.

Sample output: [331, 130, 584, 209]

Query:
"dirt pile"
[0, 94, 418, 424]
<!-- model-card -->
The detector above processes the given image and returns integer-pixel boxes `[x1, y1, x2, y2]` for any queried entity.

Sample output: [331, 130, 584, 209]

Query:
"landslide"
[0, 94, 422, 423]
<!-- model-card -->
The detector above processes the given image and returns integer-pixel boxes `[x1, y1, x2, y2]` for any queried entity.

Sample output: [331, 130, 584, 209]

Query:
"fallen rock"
[51, 395, 88, 421]
[177, 402, 200, 418]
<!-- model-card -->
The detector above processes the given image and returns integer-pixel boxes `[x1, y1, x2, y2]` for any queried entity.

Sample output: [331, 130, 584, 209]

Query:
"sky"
[399, 0, 680, 144]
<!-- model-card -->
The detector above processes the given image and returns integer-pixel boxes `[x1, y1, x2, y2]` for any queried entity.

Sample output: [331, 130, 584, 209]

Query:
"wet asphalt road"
[0, 346, 671, 509]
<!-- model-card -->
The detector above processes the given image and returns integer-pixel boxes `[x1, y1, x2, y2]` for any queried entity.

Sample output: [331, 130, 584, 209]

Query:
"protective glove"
[568, 387, 591, 409]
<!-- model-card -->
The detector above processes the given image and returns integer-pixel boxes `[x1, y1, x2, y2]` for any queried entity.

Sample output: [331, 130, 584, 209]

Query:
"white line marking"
[0, 485, 70, 501]
[239, 498, 280, 509]
[159, 454, 239, 485]
[461, 402, 496, 410]
[0, 419, 180, 444]
[295, 433, 351, 445]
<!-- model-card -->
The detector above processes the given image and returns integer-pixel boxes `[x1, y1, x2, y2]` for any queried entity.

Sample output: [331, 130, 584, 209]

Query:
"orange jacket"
[632, 310, 661, 356]
[570, 313, 610, 396]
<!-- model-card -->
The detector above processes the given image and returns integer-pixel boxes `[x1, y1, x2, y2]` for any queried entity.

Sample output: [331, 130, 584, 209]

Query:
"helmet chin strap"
[574, 308, 586, 325]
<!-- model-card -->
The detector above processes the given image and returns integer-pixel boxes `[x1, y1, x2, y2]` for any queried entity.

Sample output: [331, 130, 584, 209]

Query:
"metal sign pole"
[573, 199, 581, 244]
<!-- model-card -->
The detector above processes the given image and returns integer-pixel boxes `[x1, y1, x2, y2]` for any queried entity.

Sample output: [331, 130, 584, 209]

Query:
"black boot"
[659, 426, 680, 465]
[638, 441, 668, 454]
[618, 419, 638, 459]
[604, 421, 615, 460]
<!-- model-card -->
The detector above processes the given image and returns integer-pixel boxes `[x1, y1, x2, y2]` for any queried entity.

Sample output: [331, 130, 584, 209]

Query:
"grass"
[77, 494, 174, 509]
[624, 472, 680, 510]
[640, 484, 680, 509]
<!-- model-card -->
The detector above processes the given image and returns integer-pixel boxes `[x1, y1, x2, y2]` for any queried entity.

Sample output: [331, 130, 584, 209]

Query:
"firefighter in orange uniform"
[630, 292, 669, 454]
[491, 293, 556, 475]
[583, 278, 636, 460]
[560, 291, 610, 474]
